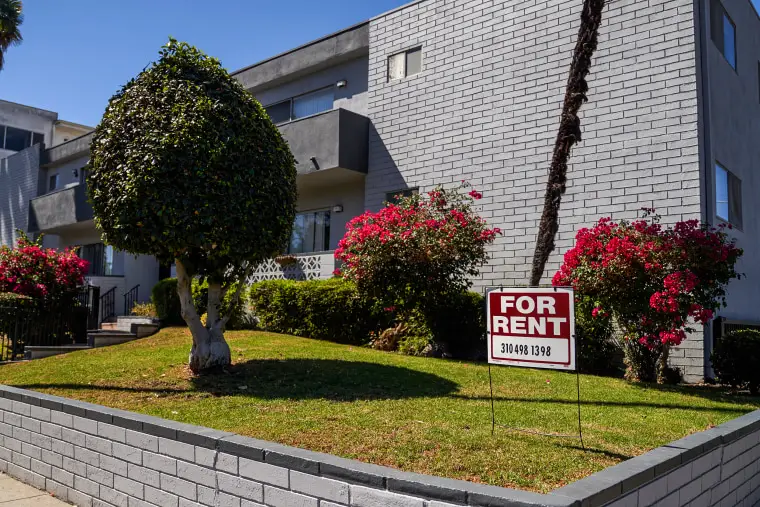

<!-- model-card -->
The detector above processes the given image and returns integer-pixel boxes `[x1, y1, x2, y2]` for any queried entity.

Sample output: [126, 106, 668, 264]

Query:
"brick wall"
[1, 386, 759, 507]
[0, 145, 41, 247]
[366, 0, 706, 380]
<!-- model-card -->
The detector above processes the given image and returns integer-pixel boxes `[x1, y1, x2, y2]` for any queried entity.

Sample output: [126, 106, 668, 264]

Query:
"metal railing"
[75, 285, 100, 330]
[100, 287, 117, 323]
[0, 299, 89, 361]
[123, 285, 139, 316]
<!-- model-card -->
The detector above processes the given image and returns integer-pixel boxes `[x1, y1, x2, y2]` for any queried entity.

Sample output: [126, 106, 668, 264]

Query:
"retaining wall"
[0, 385, 758, 507]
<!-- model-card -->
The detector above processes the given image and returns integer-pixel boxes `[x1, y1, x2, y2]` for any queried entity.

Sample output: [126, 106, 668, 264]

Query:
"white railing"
[248, 252, 336, 283]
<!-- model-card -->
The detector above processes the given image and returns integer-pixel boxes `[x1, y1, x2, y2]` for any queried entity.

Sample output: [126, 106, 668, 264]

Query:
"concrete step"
[87, 331, 138, 348]
[24, 345, 91, 360]
[113, 316, 159, 333]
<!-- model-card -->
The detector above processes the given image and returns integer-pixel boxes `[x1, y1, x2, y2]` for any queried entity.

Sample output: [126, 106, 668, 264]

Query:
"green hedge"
[712, 329, 760, 394]
[151, 279, 184, 326]
[249, 278, 387, 345]
[151, 278, 248, 328]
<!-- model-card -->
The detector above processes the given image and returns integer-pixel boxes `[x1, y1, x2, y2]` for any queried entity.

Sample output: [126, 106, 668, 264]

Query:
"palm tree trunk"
[529, 0, 606, 287]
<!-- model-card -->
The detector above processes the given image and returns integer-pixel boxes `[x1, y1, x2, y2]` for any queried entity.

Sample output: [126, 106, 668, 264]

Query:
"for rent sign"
[486, 287, 576, 371]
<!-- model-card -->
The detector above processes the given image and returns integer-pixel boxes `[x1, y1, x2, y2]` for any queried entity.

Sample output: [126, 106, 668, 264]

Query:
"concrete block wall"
[1, 385, 760, 507]
[0, 145, 41, 247]
[366, 0, 706, 380]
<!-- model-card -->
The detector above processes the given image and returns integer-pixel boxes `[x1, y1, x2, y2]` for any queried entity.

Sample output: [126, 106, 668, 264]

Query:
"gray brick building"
[2, 0, 758, 380]
[235, 0, 760, 381]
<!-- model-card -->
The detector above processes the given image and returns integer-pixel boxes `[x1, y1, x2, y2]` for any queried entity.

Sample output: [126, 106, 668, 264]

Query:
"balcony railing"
[248, 252, 337, 283]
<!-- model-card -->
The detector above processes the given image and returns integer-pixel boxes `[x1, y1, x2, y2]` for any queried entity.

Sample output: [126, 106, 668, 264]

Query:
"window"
[292, 88, 334, 120]
[385, 188, 419, 204]
[711, 0, 737, 70]
[0, 125, 44, 152]
[287, 211, 331, 254]
[715, 163, 742, 228]
[388, 47, 423, 81]
[263, 87, 335, 125]
[79, 243, 120, 276]
[48, 174, 59, 192]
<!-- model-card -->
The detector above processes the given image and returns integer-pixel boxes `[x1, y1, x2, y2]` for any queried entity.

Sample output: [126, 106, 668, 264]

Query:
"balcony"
[279, 108, 368, 183]
[28, 183, 93, 233]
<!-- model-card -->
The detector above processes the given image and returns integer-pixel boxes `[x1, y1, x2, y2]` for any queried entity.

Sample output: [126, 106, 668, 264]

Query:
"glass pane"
[406, 47, 422, 76]
[49, 174, 58, 191]
[315, 211, 331, 251]
[288, 214, 307, 254]
[388, 53, 405, 80]
[716, 164, 729, 220]
[32, 132, 44, 146]
[104, 246, 114, 276]
[4, 126, 31, 151]
[724, 15, 736, 69]
[292, 88, 334, 120]
[265, 101, 292, 124]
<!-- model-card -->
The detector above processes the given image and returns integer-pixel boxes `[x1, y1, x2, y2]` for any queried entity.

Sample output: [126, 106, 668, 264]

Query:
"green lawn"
[0, 328, 757, 492]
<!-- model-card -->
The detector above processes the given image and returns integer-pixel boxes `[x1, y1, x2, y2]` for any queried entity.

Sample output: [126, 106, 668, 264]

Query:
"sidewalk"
[0, 472, 70, 506]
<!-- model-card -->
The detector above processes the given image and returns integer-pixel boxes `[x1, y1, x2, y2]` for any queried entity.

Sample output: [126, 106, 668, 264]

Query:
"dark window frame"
[715, 161, 743, 230]
[286, 209, 332, 254]
[263, 85, 336, 126]
[48, 174, 59, 192]
[711, 0, 737, 71]
[385, 187, 419, 205]
[0, 124, 45, 152]
[387, 46, 424, 81]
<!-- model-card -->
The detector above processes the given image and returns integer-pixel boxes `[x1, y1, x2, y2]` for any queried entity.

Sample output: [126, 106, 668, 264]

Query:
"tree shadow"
[190, 358, 459, 401]
[625, 381, 760, 406]
[450, 394, 755, 414]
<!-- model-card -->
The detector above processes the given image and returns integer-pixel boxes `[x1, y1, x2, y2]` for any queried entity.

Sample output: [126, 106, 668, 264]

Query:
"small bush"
[423, 291, 485, 359]
[151, 278, 183, 325]
[0, 292, 33, 307]
[712, 329, 760, 395]
[131, 302, 157, 318]
[574, 297, 623, 376]
[250, 279, 386, 345]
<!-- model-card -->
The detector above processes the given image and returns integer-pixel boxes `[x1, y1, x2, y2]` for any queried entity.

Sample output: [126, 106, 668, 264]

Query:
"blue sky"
[2, 0, 759, 127]
[0, 0, 408, 126]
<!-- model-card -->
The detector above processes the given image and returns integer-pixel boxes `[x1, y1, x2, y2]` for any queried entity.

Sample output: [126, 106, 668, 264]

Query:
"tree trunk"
[175, 259, 231, 373]
[529, 0, 606, 287]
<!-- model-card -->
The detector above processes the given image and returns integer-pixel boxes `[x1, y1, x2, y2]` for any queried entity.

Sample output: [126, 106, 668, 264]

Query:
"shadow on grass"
[16, 359, 460, 402]
[450, 394, 755, 414]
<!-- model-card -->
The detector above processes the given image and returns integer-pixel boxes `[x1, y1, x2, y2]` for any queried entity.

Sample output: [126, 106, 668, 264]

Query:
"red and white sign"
[486, 287, 576, 371]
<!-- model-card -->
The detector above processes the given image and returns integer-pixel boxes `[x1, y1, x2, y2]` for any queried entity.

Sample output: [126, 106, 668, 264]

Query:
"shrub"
[131, 302, 157, 318]
[336, 182, 500, 316]
[0, 234, 88, 303]
[250, 279, 387, 345]
[712, 330, 760, 395]
[574, 297, 623, 376]
[151, 278, 183, 325]
[0, 292, 33, 307]
[554, 210, 742, 382]
[424, 291, 485, 359]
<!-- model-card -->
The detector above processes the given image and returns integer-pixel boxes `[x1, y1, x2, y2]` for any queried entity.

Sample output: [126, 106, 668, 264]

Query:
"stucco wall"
[44, 155, 89, 193]
[253, 56, 369, 117]
[0, 145, 41, 247]
[297, 177, 365, 250]
[701, 0, 760, 324]
[0, 101, 56, 160]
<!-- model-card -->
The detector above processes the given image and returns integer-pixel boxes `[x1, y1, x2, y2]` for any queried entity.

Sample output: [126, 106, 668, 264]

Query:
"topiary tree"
[87, 39, 297, 372]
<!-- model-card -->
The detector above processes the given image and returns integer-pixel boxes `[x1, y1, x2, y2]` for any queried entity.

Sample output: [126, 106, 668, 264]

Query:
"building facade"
[1, 0, 758, 379]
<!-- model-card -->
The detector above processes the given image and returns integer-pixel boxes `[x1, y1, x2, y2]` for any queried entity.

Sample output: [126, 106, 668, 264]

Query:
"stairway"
[24, 316, 160, 359]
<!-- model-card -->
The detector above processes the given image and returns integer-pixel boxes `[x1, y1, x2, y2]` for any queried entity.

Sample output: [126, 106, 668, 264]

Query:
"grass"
[0, 328, 758, 492]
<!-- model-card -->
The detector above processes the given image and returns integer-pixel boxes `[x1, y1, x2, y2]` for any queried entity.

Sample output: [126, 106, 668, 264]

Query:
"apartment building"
[1, 0, 758, 379]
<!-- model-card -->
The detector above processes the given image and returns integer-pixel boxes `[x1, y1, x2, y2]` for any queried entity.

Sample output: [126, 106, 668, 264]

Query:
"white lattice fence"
[249, 254, 332, 283]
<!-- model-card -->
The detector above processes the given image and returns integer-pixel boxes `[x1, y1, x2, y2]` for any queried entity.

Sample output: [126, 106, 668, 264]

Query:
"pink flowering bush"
[336, 183, 499, 352]
[0, 234, 89, 303]
[553, 209, 742, 382]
